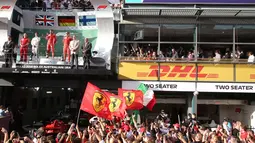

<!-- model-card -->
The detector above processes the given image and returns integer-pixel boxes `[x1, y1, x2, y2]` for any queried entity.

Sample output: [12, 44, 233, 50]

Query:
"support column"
[187, 95, 192, 115]
[187, 91, 198, 115]
[194, 25, 198, 61]
[157, 25, 161, 55]
[233, 26, 236, 61]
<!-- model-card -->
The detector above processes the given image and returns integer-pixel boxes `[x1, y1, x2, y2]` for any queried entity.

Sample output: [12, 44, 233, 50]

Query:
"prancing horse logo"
[109, 97, 121, 112]
[92, 91, 107, 112]
[123, 92, 135, 106]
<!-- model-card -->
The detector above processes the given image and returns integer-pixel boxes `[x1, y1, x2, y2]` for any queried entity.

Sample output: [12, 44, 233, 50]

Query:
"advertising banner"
[197, 64, 234, 82]
[123, 81, 255, 93]
[118, 62, 233, 82]
[236, 64, 255, 82]
[122, 81, 195, 91]
[125, 0, 255, 4]
[119, 62, 197, 81]
[197, 82, 255, 93]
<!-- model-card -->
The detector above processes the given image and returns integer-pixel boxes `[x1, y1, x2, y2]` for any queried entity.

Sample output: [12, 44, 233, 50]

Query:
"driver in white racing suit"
[31, 32, 41, 60]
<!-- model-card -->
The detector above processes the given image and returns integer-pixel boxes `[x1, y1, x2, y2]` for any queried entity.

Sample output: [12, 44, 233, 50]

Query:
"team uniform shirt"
[46, 34, 56, 44]
[63, 36, 72, 47]
[31, 37, 41, 47]
[20, 38, 30, 47]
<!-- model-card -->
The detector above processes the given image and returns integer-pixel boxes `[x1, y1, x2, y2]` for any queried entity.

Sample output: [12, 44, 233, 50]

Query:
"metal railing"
[119, 56, 251, 64]
[20, 6, 94, 11]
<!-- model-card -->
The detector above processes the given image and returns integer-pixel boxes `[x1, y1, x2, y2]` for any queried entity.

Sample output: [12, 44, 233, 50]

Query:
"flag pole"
[76, 109, 81, 125]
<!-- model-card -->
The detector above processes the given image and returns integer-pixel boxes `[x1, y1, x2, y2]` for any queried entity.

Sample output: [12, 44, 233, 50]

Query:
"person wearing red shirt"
[62, 32, 72, 62]
[46, 30, 57, 58]
[20, 33, 30, 62]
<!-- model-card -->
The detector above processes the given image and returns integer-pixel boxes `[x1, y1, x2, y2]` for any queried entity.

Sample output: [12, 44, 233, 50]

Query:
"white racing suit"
[31, 36, 41, 59]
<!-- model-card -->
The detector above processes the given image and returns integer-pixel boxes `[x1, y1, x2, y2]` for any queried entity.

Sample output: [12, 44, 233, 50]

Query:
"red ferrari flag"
[80, 82, 111, 120]
[118, 89, 143, 110]
[105, 92, 127, 119]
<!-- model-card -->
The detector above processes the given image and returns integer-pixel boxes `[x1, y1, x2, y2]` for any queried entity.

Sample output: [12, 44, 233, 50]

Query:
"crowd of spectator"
[0, 111, 254, 143]
[123, 44, 254, 63]
[29, 0, 93, 11]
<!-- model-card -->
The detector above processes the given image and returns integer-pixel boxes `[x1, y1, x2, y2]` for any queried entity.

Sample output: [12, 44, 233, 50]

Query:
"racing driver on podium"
[62, 32, 72, 62]
[20, 33, 30, 62]
[46, 30, 57, 58]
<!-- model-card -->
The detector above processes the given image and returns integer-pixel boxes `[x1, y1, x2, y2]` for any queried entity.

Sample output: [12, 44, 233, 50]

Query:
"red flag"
[80, 82, 111, 120]
[118, 89, 143, 110]
[105, 92, 126, 119]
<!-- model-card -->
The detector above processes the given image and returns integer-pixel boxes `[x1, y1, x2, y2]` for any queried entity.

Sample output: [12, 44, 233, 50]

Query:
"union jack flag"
[35, 15, 54, 26]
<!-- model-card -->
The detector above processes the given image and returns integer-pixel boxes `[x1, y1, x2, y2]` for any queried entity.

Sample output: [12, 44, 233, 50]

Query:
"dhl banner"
[118, 62, 234, 82]
[119, 62, 159, 81]
[236, 64, 255, 82]
[197, 64, 234, 82]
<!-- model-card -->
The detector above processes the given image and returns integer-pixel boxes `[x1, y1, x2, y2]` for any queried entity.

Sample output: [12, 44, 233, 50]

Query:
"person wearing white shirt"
[248, 52, 255, 63]
[213, 50, 221, 62]
[31, 32, 41, 60]
[69, 35, 80, 69]
[44, 0, 52, 8]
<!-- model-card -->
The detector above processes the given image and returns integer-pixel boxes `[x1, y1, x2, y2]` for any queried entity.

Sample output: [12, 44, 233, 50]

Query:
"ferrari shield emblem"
[123, 92, 135, 106]
[92, 91, 107, 112]
[109, 97, 121, 112]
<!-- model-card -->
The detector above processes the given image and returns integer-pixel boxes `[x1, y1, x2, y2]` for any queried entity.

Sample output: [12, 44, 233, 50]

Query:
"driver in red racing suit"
[62, 32, 72, 62]
[20, 33, 30, 62]
[46, 30, 57, 58]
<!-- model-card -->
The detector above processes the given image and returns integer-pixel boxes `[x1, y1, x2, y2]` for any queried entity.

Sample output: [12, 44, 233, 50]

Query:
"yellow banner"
[197, 64, 234, 82]
[236, 64, 255, 82]
[118, 62, 158, 81]
[119, 62, 234, 81]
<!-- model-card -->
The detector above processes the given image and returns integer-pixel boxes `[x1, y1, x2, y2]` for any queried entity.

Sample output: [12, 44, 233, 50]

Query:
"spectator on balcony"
[151, 51, 157, 60]
[158, 51, 165, 60]
[60, 0, 66, 9]
[30, 0, 39, 8]
[171, 48, 178, 60]
[213, 50, 221, 62]
[73, 0, 80, 7]
[187, 51, 194, 61]
[43, 0, 53, 11]
[52, 0, 60, 9]
[223, 48, 231, 59]
[67, 0, 73, 10]
[198, 49, 204, 59]
[247, 52, 254, 63]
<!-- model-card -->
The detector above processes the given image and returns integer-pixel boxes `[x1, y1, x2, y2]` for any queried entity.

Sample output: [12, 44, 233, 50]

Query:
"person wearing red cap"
[20, 33, 30, 62]
[173, 123, 180, 131]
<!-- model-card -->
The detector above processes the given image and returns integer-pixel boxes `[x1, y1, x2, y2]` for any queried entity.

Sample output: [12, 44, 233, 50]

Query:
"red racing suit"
[62, 36, 72, 62]
[20, 38, 30, 62]
[46, 33, 57, 57]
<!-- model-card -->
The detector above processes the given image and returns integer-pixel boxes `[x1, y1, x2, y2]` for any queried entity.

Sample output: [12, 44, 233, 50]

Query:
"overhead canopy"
[123, 7, 255, 17]
[0, 79, 13, 86]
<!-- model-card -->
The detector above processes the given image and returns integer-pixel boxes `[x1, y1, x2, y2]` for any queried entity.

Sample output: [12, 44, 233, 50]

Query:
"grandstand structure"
[0, 0, 121, 72]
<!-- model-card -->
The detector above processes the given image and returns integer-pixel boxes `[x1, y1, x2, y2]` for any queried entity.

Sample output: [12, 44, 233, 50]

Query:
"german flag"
[58, 16, 75, 26]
